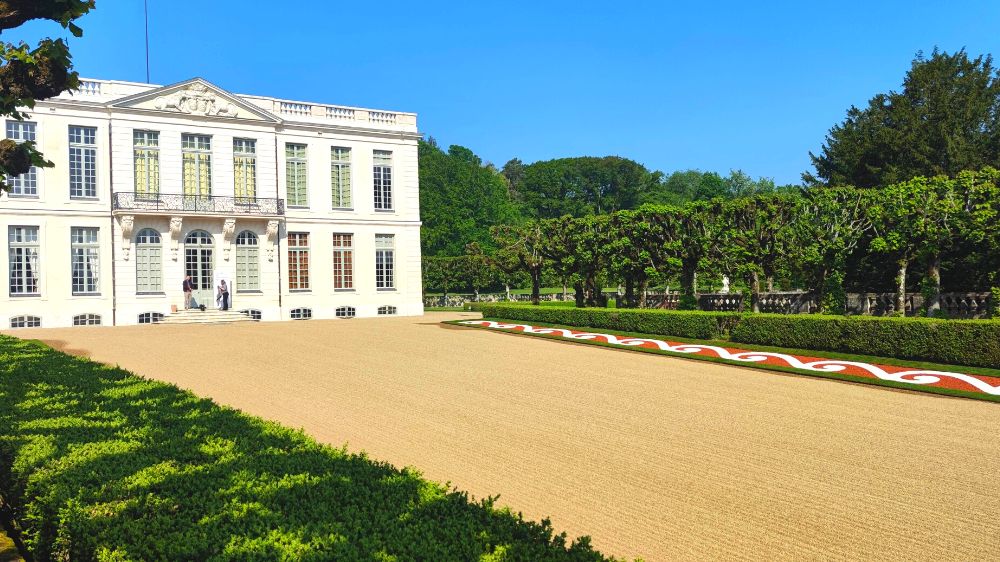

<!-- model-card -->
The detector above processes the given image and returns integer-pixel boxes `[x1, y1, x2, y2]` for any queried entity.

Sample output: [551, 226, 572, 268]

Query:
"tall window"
[135, 228, 162, 293]
[8, 226, 39, 295]
[331, 147, 352, 209]
[287, 232, 310, 290]
[5, 121, 38, 196]
[375, 233, 395, 290]
[71, 227, 100, 294]
[373, 150, 393, 211]
[235, 230, 259, 292]
[233, 138, 256, 200]
[69, 125, 97, 198]
[182, 134, 212, 197]
[286, 143, 308, 207]
[133, 130, 160, 197]
[332, 233, 353, 290]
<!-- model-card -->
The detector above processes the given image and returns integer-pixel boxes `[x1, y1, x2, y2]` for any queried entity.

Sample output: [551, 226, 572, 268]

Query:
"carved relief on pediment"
[153, 83, 239, 117]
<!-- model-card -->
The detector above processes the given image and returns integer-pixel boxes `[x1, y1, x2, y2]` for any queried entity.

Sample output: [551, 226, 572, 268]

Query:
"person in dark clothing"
[183, 275, 194, 309]
[219, 280, 230, 310]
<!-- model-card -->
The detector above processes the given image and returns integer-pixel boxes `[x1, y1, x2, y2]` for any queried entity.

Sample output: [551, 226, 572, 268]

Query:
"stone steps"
[159, 309, 256, 325]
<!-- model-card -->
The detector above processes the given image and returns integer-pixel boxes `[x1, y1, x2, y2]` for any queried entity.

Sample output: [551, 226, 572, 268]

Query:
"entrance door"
[184, 230, 214, 307]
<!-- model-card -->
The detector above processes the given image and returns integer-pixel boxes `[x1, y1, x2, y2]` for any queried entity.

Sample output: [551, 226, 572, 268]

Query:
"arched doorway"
[184, 230, 214, 307]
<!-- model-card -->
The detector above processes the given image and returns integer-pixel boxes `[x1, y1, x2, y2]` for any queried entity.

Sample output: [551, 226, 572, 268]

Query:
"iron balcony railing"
[113, 192, 285, 216]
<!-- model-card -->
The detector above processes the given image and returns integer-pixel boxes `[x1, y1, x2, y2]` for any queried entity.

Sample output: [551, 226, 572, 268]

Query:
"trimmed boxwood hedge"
[477, 304, 742, 340]
[478, 304, 1000, 368]
[730, 314, 1000, 368]
[0, 336, 619, 562]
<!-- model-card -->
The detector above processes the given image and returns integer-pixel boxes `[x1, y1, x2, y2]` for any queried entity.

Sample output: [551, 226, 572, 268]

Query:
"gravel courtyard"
[9, 311, 1000, 561]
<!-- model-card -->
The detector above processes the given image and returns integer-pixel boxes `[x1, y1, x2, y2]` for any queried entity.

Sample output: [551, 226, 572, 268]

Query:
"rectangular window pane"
[8, 226, 40, 295]
[286, 143, 308, 207]
[134, 130, 160, 197]
[5, 121, 38, 196]
[234, 138, 256, 200]
[332, 147, 352, 209]
[182, 134, 212, 197]
[375, 233, 395, 289]
[71, 227, 100, 294]
[69, 125, 97, 198]
[332, 233, 353, 289]
[373, 150, 393, 211]
[288, 232, 310, 290]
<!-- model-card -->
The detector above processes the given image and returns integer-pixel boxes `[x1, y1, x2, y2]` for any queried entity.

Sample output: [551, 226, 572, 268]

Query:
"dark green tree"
[419, 141, 521, 257]
[517, 156, 661, 218]
[806, 48, 1000, 187]
[1, 0, 94, 193]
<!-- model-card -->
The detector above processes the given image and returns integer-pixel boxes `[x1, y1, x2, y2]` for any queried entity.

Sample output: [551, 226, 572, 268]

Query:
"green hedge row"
[477, 304, 742, 340]
[0, 336, 618, 561]
[477, 304, 1000, 368]
[730, 314, 1000, 368]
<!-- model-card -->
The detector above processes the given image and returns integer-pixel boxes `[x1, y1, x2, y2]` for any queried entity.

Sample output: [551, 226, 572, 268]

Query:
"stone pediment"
[109, 78, 280, 122]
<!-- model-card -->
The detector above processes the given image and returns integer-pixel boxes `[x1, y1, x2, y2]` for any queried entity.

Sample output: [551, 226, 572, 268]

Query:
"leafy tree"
[490, 223, 546, 305]
[806, 48, 1000, 187]
[793, 187, 875, 313]
[642, 202, 720, 309]
[517, 156, 661, 218]
[422, 256, 464, 300]
[605, 210, 663, 308]
[717, 193, 802, 312]
[640, 169, 726, 205]
[869, 176, 961, 315]
[419, 141, 521, 256]
[722, 169, 777, 198]
[0, 0, 94, 193]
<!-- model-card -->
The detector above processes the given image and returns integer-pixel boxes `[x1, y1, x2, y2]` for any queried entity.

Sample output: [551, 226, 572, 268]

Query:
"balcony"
[112, 192, 284, 217]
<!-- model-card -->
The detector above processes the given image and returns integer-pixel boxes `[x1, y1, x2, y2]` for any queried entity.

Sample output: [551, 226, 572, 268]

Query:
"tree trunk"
[895, 260, 907, 316]
[680, 261, 698, 310]
[530, 270, 541, 305]
[504, 283, 510, 301]
[585, 273, 598, 307]
[573, 280, 585, 308]
[766, 276, 774, 293]
[624, 276, 635, 309]
[562, 278, 568, 302]
[473, 288, 479, 302]
[750, 271, 761, 313]
[926, 254, 941, 317]
[638, 277, 649, 309]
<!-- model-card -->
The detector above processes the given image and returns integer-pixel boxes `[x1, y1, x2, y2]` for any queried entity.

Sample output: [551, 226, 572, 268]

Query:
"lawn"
[0, 335, 617, 561]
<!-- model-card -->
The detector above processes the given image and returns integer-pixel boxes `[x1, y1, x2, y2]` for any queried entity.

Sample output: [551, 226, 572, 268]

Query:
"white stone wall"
[1, 77, 423, 329]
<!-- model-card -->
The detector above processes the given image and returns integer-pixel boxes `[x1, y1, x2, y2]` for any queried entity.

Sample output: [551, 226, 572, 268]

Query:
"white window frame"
[133, 130, 160, 197]
[69, 125, 97, 199]
[287, 232, 310, 290]
[135, 228, 163, 294]
[71, 227, 100, 295]
[10, 315, 41, 328]
[331, 147, 352, 209]
[286, 143, 308, 207]
[378, 305, 397, 316]
[373, 150, 393, 211]
[72, 313, 102, 326]
[335, 306, 356, 318]
[332, 233, 354, 290]
[235, 230, 260, 292]
[8, 226, 40, 296]
[182, 134, 212, 197]
[5, 120, 39, 197]
[290, 307, 312, 320]
[233, 138, 257, 201]
[375, 233, 395, 290]
[138, 312, 164, 324]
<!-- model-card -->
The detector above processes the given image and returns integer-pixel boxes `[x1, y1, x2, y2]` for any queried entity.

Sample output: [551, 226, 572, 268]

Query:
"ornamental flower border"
[457, 320, 1000, 400]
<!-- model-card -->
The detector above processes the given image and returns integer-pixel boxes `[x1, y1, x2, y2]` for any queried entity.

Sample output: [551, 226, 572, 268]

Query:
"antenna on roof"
[144, 0, 151, 83]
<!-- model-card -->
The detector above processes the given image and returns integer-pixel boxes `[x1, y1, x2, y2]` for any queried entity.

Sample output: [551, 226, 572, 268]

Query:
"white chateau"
[1, 77, 423, 327]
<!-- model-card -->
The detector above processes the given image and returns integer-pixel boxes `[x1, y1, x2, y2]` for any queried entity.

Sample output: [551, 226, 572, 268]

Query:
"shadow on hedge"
[0, 337, 616, 561]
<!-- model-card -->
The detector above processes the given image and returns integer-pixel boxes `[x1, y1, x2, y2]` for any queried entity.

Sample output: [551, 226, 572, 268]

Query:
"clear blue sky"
[8, 1, 1000, 184]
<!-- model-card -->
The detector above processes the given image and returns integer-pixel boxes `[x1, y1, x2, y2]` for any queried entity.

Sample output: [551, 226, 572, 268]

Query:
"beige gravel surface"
[7, 312, 1000, 561]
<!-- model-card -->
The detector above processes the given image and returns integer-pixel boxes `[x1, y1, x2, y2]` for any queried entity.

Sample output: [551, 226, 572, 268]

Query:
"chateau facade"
[1, 78, 423, 327]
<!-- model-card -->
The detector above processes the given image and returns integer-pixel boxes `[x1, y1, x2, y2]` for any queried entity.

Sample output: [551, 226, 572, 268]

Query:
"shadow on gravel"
[0, 336, 617, 561]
